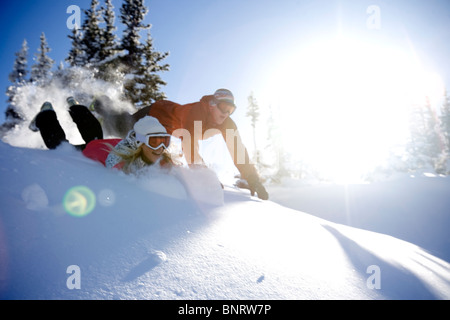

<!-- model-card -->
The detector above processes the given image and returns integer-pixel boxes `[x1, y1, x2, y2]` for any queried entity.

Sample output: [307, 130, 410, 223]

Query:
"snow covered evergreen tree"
[8, 40, 29, 85]
[246, 92, 262, 170]
[94, 0, 123, 83]
[439, 89, 450, 173]
[119, 0, 168, 106]
[407, 97, 446, 173]
[81, 0, 104, 65]
[119, 0, 149, 68]
[30, 33, 54, 86]
[440, 90, 450, 150]
[100, 0, 118, 62]
[67, 27, 86, 67]
[119, 0, 148, 105]
[4, 40, 29, 127]
[135, 32, 169, 106]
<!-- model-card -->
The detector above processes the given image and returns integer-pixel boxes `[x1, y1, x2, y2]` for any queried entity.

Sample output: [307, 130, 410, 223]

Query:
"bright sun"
[260, 36, 445, 183]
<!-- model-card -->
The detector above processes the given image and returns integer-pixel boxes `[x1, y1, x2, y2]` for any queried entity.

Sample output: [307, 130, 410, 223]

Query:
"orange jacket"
[148, 95, 258, 180]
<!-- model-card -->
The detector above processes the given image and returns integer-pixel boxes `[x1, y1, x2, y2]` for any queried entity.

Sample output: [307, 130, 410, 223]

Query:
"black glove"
[246, 175, 269, 200]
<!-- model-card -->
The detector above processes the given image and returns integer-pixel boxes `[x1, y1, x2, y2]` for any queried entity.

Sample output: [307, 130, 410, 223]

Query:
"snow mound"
[0, 141, 449, 300]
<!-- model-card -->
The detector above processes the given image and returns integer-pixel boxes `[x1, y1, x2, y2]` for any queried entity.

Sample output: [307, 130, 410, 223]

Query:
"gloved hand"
[246, 175, 269, 200]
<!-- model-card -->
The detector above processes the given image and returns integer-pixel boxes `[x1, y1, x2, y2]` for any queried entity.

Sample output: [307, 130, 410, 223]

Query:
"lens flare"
[63, 186, 96, 218]
[98, 189, 116, 207]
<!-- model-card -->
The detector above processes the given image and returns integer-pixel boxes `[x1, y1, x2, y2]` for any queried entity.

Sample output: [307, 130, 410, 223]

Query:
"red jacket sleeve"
[82, 139, 121, 166]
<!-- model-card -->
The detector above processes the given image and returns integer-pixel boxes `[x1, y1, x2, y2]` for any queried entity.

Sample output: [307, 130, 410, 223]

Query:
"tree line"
[246, 90, 450, 182]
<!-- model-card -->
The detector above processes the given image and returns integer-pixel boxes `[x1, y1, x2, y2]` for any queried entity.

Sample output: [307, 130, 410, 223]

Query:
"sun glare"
[260, 37, 444, 183]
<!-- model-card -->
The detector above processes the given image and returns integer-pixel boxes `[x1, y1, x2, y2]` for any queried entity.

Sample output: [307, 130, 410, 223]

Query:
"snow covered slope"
[0, 141, 449, 299]
[268, 176, 450, 263]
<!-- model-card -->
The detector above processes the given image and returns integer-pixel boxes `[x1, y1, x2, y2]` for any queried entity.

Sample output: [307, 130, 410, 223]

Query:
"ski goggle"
[216, 102, 236, 116]
[137, 133, 171, 150]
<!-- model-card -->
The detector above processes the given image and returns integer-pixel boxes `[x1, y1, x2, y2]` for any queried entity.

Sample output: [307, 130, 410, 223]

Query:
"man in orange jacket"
[133, 89, 268, 200]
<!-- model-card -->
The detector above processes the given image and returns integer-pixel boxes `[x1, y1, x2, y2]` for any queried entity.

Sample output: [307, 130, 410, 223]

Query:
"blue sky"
[1, 0, 450, 180]
[1, 0, 450, 106]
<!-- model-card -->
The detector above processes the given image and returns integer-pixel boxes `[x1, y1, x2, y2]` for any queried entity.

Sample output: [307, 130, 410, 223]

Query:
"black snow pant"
[35, 105, 103, 150]
[68, 104, 103, 144]
[35, 110, 68, 150]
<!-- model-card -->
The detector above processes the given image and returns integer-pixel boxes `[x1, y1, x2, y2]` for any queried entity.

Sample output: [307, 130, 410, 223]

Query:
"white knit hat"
[134, 116, 167, 144]
[213, 89, 235, 107]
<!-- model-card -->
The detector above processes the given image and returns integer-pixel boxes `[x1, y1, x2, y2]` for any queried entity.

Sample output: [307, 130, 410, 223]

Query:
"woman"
[104, 116, 176, 174]
[29, 99, 175, 174]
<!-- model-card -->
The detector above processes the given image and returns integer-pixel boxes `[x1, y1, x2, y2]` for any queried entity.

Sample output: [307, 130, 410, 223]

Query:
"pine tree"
[439, 89, 450, 173]
[424, 97, 446, 173]
[95, 0, 123, 83]
[136, 32, 169, 105]
[81, 0, 104, 65]
[30, 32, 54, 86]
[119, 0, 150, 104]
[4, 39, 29, 125]
[9, 39, 29, 85]
[119, 0, 150, 69]
[246, 92, 260, 165]
[99, 0, 118, 62]
[119, 0, 168, 105]
[440, 89, 450, 150]
[407, 97, 445, 173]
[67, 27, 86, 67]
